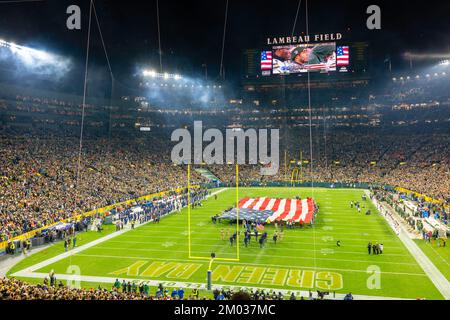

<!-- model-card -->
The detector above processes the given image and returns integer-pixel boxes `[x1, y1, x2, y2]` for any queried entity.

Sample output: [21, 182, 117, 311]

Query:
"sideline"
[367, 190, 450, 299]
[9, 188, 227, 276]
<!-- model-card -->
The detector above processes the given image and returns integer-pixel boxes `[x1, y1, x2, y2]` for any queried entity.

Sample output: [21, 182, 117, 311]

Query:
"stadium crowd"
[0, 277, 337, 300]
[0, 88, 448, 243]
[0, 134, 206, 242]
[1, 129, 448, 242]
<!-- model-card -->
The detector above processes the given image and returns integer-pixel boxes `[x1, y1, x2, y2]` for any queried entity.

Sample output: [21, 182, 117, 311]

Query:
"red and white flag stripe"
[239, 197, 315, 223]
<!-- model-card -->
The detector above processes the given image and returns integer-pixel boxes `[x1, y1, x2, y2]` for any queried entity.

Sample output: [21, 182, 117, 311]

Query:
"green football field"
[8, 187, 445, 299]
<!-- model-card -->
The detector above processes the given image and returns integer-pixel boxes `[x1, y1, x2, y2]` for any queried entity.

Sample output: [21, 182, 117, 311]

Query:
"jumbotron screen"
[261, 42, 350, 75]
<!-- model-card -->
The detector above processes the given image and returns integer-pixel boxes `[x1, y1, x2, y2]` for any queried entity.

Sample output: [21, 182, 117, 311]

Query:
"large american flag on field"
[261, 51, 272, 70]
[219, 197, 316, 224]
[336, 46, 349, 66]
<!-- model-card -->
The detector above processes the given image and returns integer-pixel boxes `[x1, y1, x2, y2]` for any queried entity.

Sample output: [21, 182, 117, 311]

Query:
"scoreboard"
[243, 33, 369, 78]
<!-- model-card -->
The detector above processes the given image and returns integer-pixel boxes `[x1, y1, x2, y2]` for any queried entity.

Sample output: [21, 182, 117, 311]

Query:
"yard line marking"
[81, 247, 420, 267]
[122, 233, 404, 245]
[103, 240, 412, 257]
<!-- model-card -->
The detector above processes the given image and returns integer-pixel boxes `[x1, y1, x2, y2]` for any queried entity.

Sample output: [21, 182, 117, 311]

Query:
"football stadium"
[0, 0, 449, 305]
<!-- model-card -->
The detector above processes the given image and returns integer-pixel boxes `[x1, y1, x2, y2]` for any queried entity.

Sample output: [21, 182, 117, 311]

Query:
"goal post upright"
[187, 163, 191, 258]
[186, 163, 240, 262]
[236, 163, 239, 261]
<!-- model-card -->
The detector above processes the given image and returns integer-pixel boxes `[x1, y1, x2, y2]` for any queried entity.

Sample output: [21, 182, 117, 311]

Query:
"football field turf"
[10, 187, 444, 299]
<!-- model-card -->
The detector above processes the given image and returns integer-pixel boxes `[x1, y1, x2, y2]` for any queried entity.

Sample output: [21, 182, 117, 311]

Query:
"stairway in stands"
[194, 168, 221, 183]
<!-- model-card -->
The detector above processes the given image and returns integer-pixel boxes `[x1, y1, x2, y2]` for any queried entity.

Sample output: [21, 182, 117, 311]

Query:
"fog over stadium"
[0, 0, 448, 307]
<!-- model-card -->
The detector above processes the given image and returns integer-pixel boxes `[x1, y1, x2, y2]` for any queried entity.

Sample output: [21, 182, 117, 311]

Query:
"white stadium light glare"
[0, 39, 70, 75]
[142, 69, 184, 81]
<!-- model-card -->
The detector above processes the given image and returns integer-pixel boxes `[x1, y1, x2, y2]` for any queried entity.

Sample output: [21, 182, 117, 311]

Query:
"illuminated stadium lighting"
[142, 69, 156, 78]
[142, 69, 183, 81]
[0, 39, 70, 73]
[434, 73, 438, 76]
[392, 77, 396, 81]
[426, 74, 430, 77]
[406, 76, 410, 79]
[415, 75, 420, 78]
[399, 77, 403, 80]
[443, 72, 446, 75]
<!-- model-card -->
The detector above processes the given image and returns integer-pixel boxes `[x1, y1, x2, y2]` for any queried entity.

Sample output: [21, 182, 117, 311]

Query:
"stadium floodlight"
[392, 77, 396, 81]
[415, 75, 420, 78]
[142, 69, 183, 81]
[0, 39, 70, 74]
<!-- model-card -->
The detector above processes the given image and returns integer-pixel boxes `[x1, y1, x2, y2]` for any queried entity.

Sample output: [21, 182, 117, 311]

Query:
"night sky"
[0, 0, 449, 88]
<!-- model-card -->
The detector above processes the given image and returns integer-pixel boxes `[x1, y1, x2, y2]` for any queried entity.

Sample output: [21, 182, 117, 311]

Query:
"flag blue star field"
[219, 208, 274, 223]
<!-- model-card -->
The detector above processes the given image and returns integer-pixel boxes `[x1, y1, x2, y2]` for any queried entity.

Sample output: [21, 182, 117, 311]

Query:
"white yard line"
[101, 240, 412, 257]
[366, 190, 450, 300]
[82, 246, 419, 266]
